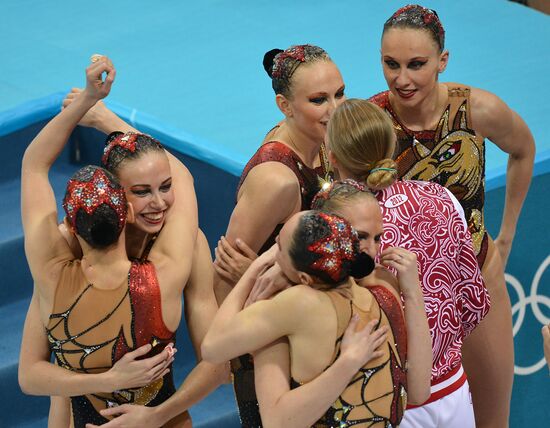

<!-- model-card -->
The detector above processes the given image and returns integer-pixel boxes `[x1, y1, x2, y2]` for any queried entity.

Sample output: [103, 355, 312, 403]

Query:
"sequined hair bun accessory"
[102, 132, 140, 165]
[102, 131, 163, 166]
[307, 212, 359, 283]
[389, 4, 445, 50]
[63, 167, 127, 230]
[272, 45, 307, 79]
[263, 48, 284, 78]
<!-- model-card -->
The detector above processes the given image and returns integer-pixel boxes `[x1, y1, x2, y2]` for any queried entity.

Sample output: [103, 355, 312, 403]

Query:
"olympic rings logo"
[506, 254, 550, 375]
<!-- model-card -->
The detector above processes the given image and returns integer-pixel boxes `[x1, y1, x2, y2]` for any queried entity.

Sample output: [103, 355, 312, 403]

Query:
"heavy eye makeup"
[383, 57, 428, 70]
[408, 59, 427, 69]
[308, 86, 346, 105]
[130, 186, 151, 197]
[357, 231, 382, 243]
[384, 59, 400, 70]
[160, 178, 172, 192]
[130, 178, 172, 197]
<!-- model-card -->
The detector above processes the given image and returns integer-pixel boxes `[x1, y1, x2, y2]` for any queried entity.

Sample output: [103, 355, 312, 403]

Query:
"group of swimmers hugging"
[19, 4, 539, 428]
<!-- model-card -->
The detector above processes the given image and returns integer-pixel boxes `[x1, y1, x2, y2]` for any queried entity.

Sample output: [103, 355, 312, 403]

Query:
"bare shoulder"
[239, 161, 300, 200]
[271, 284, 328, 314]
[359, 266, 401, 301]
[468, 86, 514, 137]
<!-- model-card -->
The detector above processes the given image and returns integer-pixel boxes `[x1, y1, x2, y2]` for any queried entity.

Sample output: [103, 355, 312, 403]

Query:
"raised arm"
[471, 87, 535, 266]
[21, 60, 114, 285]
[147, 148, 198, 289]
[62, 88, 199, 246]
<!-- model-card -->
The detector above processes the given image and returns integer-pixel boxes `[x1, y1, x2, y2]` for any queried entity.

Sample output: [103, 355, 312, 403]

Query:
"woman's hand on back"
[339, 318, 388, 370]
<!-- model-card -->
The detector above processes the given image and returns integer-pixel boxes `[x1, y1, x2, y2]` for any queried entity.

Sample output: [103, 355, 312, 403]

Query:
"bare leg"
[462, 237, 514, 428]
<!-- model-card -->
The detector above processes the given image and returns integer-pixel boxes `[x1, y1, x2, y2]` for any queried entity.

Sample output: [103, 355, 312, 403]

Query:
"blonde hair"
[327, 99, 398, 190]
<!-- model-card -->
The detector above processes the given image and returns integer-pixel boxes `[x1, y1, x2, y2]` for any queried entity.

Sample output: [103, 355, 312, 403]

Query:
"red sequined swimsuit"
[46, 259, 175, 428]
[375, 180, 490, 383]
[370, 87, 488, 266]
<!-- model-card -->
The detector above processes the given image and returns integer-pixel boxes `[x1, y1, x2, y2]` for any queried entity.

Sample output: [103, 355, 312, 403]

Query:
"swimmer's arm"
[148, 150, 198, 288]
[148, 230, 229, 423]
[214, 163, 301, 301]
[203, 250, 303, 363]
[374, 253, 431, 405]
[18, 292, 112, 396]
[64, 89, 199, 236]
[63, 88, 138, 134]
[255, 340, 355, 428]
[458, 232, 491, 336]
[165, 150, 198, 247]
[471, 88, 535, 266]
[397, 285, 431, 405]
[22, 64, 112, 279]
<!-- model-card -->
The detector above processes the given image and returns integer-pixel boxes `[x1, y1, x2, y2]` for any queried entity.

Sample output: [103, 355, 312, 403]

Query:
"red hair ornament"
[63, 168, 127, 231]
[102, 132, 140, 166]
[308, 212, 358, 283]
[272, 45, 307, 79]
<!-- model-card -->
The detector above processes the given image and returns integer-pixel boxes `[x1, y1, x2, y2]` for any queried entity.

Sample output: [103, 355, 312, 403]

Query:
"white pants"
[400, 380, 475, 428]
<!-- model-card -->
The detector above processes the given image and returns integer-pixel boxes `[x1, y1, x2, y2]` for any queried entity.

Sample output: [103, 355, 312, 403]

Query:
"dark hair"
[383, 4, 445, 52]
[289, 211, 374, 286]
[263, 44, 331, 98]
[63, 165, 127, 249]
[102, 132, 165, 174]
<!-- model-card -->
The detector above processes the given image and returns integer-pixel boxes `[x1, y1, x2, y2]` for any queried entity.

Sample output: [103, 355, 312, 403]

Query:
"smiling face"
[285, 60, 346, 143]
[381, 27, 447, 108]
[337, 196, 383, 260]
[115, 151, 174, 235]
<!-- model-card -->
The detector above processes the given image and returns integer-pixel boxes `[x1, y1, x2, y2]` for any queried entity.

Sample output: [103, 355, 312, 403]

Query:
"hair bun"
[350, 252, 375, 279]
[105, 131, 123, 147]
[263, 49, 283, 78]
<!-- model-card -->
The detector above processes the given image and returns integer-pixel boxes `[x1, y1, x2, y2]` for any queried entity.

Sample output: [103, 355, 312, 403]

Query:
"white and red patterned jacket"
[376, 180, 490, 382]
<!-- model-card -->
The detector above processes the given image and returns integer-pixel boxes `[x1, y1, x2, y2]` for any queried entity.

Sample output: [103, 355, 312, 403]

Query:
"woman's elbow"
[18, 367, 38, 396]
[200, 336, 223, 364]
[259, 411, 286, 428]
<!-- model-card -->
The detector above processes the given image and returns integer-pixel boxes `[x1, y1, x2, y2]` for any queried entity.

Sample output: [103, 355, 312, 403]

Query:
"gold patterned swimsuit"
[46, 259, 176, 428]
[370, 86, 488, 266]
[291, 286, 408, 427]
